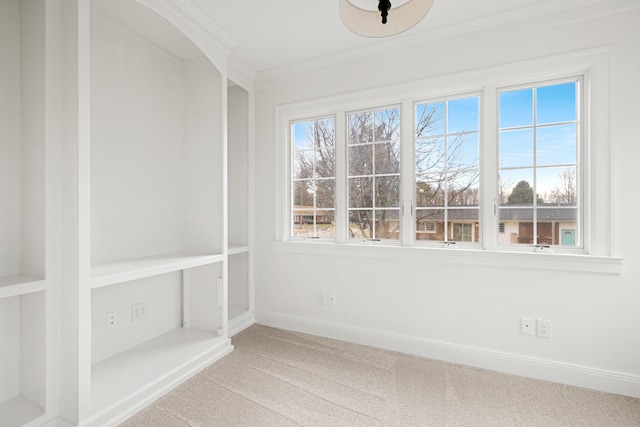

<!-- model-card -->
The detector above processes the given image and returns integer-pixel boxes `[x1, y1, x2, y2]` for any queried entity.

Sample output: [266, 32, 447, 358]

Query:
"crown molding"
[255, 0, 639, 90]
[229, 57, 256, 91]
[163, 0, 238, 53]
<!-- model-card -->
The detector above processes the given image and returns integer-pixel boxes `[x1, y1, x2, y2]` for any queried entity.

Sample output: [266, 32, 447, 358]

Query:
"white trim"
[273, 240, 623, 275]
[228, 311, 255, 337]
[40, 419, 74, 427]
[255, 310, 640, 399]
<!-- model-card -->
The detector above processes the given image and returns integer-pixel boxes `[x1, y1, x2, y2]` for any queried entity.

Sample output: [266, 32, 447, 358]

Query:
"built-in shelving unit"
[0, 0, 49, 426]
[77, 0, 236, 424]
[227, 82, 253, 335]
[2, 0, 251, 424]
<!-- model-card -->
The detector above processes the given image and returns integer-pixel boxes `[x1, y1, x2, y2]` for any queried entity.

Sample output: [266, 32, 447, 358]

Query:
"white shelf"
[90, 252, 224, 289]
[90, 328, 231, 419]
[229, 305, 248, 320]
[0, 396, 44, 427]
[228, 245, 250, 255]
[0, 275, 45, 299]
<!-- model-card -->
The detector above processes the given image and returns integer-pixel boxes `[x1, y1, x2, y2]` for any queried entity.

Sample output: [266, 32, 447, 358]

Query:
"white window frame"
[274, 48, 622, 274]
[413, 92, 482, 248]
[289, 115, 337, 241]
[346, 104, 402, 242]
[496, 77, 584, 253]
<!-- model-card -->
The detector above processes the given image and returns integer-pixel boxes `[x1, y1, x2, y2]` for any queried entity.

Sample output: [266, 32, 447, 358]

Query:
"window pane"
[499, 89, 533, 128]
[293, 121, 313, 150]
[349, 145, 373, 176]
[416, 174, 445, 207]
[498, 80, 580, 248]
[291, 117, 335, 239]
[448, 210, 479, 242]
[536, 124, 577, 166]
[448, 97, 479, 134]
[315, 179, 335, 209]
[448, 133, 479, 171]
[349, 177, 373, 208]
[375, 142, 400, 174]
[349, 106, 401, 240]
[292, 180, 314, 207]
[499, 208, 534, 244]
[315, 146, 335, 178]
[536, 82, 577, 125]
[416, 137, 445, 173]
[374, 108, 400, 142]
[415, 94, 481, 245]
[448, 172, 479, 207]
[499, 169, 535, 206]
[416, 209, 444, 241]
[416, 102, 445, 138]
[374, 210, 400, 240]
[349, 210, 373, 239]
[376, 176, 400, 208]
[293, 150, 314, 179]
[538, 208, 577, 244]
[499, 129, 533, 168]
[538, 167, 577, 206]
[348, 112, 373, 145]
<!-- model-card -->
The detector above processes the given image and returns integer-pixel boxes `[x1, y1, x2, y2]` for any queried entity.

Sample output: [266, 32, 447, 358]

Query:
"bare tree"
[414, 102, 480, 240]
[547, 168, 577, 205]
[294, 102, 480, 241]
[293, 119, 336, 233]
[347, 108, 400, 239]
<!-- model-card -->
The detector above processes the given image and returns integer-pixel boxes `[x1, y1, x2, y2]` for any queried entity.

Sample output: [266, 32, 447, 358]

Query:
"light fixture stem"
[378, 0, 391, 24]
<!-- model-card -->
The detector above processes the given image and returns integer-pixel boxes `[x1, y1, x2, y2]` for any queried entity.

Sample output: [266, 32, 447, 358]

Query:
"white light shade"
[340, 0, 435, 38]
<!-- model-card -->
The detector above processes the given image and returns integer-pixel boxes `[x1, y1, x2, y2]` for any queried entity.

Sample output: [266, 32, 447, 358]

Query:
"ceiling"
[188, 0, 593, 75]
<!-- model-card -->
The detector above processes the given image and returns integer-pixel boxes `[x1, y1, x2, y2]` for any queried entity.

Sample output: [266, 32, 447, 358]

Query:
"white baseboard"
[229, 310, 255, 337]
[41, 418, 74, 427]
[255, 310, 640, 399]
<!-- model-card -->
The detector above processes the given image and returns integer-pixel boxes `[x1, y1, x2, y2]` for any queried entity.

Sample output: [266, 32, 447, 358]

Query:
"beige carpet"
[121, 325, 640, 426]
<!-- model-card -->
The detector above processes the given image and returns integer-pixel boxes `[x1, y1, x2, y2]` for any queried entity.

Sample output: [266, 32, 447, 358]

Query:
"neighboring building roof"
[415, 205, 576, 221]
[293, 206, 332, 216]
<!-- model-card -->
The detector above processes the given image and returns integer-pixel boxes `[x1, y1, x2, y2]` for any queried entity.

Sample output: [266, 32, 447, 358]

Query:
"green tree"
[507, 180, 542, 205]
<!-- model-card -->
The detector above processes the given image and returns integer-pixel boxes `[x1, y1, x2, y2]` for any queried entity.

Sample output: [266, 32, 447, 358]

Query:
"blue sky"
[499, 81, 578, 196]
[293, 82, 577, 196]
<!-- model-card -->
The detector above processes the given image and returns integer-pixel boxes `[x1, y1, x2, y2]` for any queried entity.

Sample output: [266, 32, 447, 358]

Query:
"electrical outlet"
[317, 292, 326, 305]
[131, 302, 149, 322]
[537, 319, 551, 338]
[327, 293, 336, 306]
[106, 312, 118, 329]
[521, 317, 534, 335]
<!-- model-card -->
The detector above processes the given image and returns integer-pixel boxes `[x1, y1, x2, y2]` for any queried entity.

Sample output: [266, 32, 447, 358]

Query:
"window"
[291, 117, 335, 238]
[498, 80, 580, 247]
[278, 49, 612, 264]
[415, 95, 480, 243]
[347, 107, 401, 240]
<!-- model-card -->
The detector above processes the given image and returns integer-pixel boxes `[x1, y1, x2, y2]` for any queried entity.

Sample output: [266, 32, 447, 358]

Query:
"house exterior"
[416, 207, 576, 245]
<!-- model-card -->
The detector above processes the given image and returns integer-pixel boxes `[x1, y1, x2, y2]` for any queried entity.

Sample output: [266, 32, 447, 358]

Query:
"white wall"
[253, 7, 640, 397]
[0, 0, 22, 276]
[89, 9, 224, 364]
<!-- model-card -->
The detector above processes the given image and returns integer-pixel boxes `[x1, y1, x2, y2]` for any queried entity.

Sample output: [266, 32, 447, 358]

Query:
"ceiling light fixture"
[340, 0, 435, 38]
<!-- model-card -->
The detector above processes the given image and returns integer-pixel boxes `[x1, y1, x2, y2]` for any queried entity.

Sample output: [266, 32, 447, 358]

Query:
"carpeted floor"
[121, 325, 640, 426]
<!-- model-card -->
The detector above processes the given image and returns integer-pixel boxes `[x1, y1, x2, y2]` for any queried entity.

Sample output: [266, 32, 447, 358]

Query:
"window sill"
[272, 241, 624, 275]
